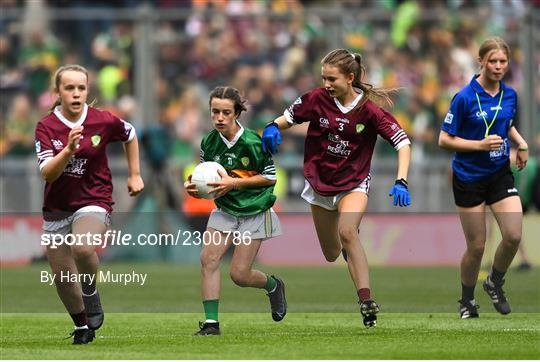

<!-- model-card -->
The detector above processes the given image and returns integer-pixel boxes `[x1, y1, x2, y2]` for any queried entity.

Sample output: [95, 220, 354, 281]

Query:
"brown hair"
[208, 86, 247, 118]
[321, 49, 399, 110]
[48, 64, 90, 112]
[478, 36, 510, 64]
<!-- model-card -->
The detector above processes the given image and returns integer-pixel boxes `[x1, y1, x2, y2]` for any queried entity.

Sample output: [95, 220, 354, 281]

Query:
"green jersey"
[200, 124, 277, 217]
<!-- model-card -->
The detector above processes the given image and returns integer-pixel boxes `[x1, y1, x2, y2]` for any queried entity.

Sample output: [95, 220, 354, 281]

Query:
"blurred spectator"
[1, 93, 36, 157]
[409, 95, 437, 165]
[18, 29, 62, 100]
[92, 21, 134, 101]
[0, 0, 535, 186]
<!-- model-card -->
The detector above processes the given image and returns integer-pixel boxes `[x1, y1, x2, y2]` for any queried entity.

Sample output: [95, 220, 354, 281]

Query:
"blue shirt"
[441, 76, 518, 182]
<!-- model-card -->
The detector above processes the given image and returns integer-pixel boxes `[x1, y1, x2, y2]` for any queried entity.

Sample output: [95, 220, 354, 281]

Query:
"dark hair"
[48, 64, 90, 112]
[321, 49, 399, 109]
[478, 36, 510, 63]
[208, 86, 247, 118]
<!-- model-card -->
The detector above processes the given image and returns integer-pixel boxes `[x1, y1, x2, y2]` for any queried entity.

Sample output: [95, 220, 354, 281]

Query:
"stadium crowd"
[1, 0, 538, 186]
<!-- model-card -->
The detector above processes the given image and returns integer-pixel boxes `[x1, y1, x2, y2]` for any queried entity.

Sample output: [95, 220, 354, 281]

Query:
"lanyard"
[475, 89, 504, 138]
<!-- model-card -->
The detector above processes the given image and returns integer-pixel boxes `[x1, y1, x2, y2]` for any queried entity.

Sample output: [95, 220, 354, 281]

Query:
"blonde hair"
[478, 37, 510, 63]
[48, 64, 91, 113]
[321, 49, 399, 110]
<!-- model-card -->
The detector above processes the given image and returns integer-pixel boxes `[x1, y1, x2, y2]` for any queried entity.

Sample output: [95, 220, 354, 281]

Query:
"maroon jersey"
[35, 105, 135, 220]
[284, 87, 410, 196]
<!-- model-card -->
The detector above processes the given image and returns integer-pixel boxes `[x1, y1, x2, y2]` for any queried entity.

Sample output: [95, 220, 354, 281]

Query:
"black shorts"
[453, 164, 519, 208]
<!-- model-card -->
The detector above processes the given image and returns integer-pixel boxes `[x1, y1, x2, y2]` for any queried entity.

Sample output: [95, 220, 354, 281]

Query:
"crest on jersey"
[241, 157, 250, 167]
[356, 123, 365, 134]
[91, 134, 101, 147]
[35, 141, 41, 153]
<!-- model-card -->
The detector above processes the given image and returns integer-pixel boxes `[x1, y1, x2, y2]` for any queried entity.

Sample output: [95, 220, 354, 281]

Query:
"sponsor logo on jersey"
[319, 117, 329, 128]
[64, 157, 88, 176]
[328, 133, 341, 142]
[444, 112, 454, 124]
[91, 134, 101, 147]
[224, 153, 237, 167]
[241, 157, 250, 167]
[507, 188, 518, 193]
[356, 123, 365, 134]
[336, 117, 350, 124]
[35, 141, 41, 153]
[489, 138, 509, 160]
[490, 106, 502, 111]
[327, 140, 351, 157]
[52, 139, 64, 150]
[476, 110, 488, 118]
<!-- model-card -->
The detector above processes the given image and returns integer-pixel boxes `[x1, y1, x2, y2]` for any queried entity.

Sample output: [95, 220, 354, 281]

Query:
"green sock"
[263, 275, 277, 293]
[203, 299, 219, 322]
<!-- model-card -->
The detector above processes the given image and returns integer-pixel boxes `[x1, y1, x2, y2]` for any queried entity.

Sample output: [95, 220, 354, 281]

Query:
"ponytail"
[321, 49, 400, 111]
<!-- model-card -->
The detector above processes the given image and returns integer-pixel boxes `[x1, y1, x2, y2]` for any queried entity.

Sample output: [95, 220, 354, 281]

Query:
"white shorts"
[207, 208, 282, 241]
[43, 206, 110, 236]
[300, 176, 371, 211]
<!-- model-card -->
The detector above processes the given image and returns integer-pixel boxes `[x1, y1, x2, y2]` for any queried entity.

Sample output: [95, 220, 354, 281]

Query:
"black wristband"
[395, 178, 408, 188]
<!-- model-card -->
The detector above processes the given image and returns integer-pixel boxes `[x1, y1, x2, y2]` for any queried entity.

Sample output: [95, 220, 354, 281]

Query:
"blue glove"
[389, 179, 411, 207]
[261, 122, 281, 154]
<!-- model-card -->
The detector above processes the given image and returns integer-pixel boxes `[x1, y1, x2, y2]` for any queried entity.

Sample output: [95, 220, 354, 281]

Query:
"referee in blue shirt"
[439, 37, 529, 319]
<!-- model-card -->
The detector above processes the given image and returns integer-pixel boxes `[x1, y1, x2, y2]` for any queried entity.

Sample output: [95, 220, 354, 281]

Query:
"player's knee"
[503, 231, 521, 247]
[229, 267, 249, 287]
[338, 226, 358, 244]
[467, 243, 485, 259]
[71, 246, 96, 261]
[200, 250, 221, 270]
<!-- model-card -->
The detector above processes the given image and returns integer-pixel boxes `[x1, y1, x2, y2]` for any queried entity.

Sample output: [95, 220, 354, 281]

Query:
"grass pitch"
[1, 263, 539, 359]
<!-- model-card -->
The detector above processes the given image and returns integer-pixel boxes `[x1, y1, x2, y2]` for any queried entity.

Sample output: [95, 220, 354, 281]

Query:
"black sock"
[81, 278, 96, 296]
[461, 283, 475, 302]
[70, 311, 87, 327]
[490, 267, 506, 284]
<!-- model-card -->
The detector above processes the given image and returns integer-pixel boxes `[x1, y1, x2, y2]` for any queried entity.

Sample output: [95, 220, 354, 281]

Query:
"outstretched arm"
[261, 116, 293, 154]
[272, 115, 293, 130]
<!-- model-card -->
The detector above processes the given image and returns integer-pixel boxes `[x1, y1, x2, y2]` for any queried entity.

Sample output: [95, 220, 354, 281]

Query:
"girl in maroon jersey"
[34, 65, 144, 344]
[262, 49, 411, 327]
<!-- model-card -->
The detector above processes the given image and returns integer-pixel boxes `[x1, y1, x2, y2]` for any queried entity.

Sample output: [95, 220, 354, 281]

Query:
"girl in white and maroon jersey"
[261, 49, 411, 328]
[34, 65, 144, 344]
